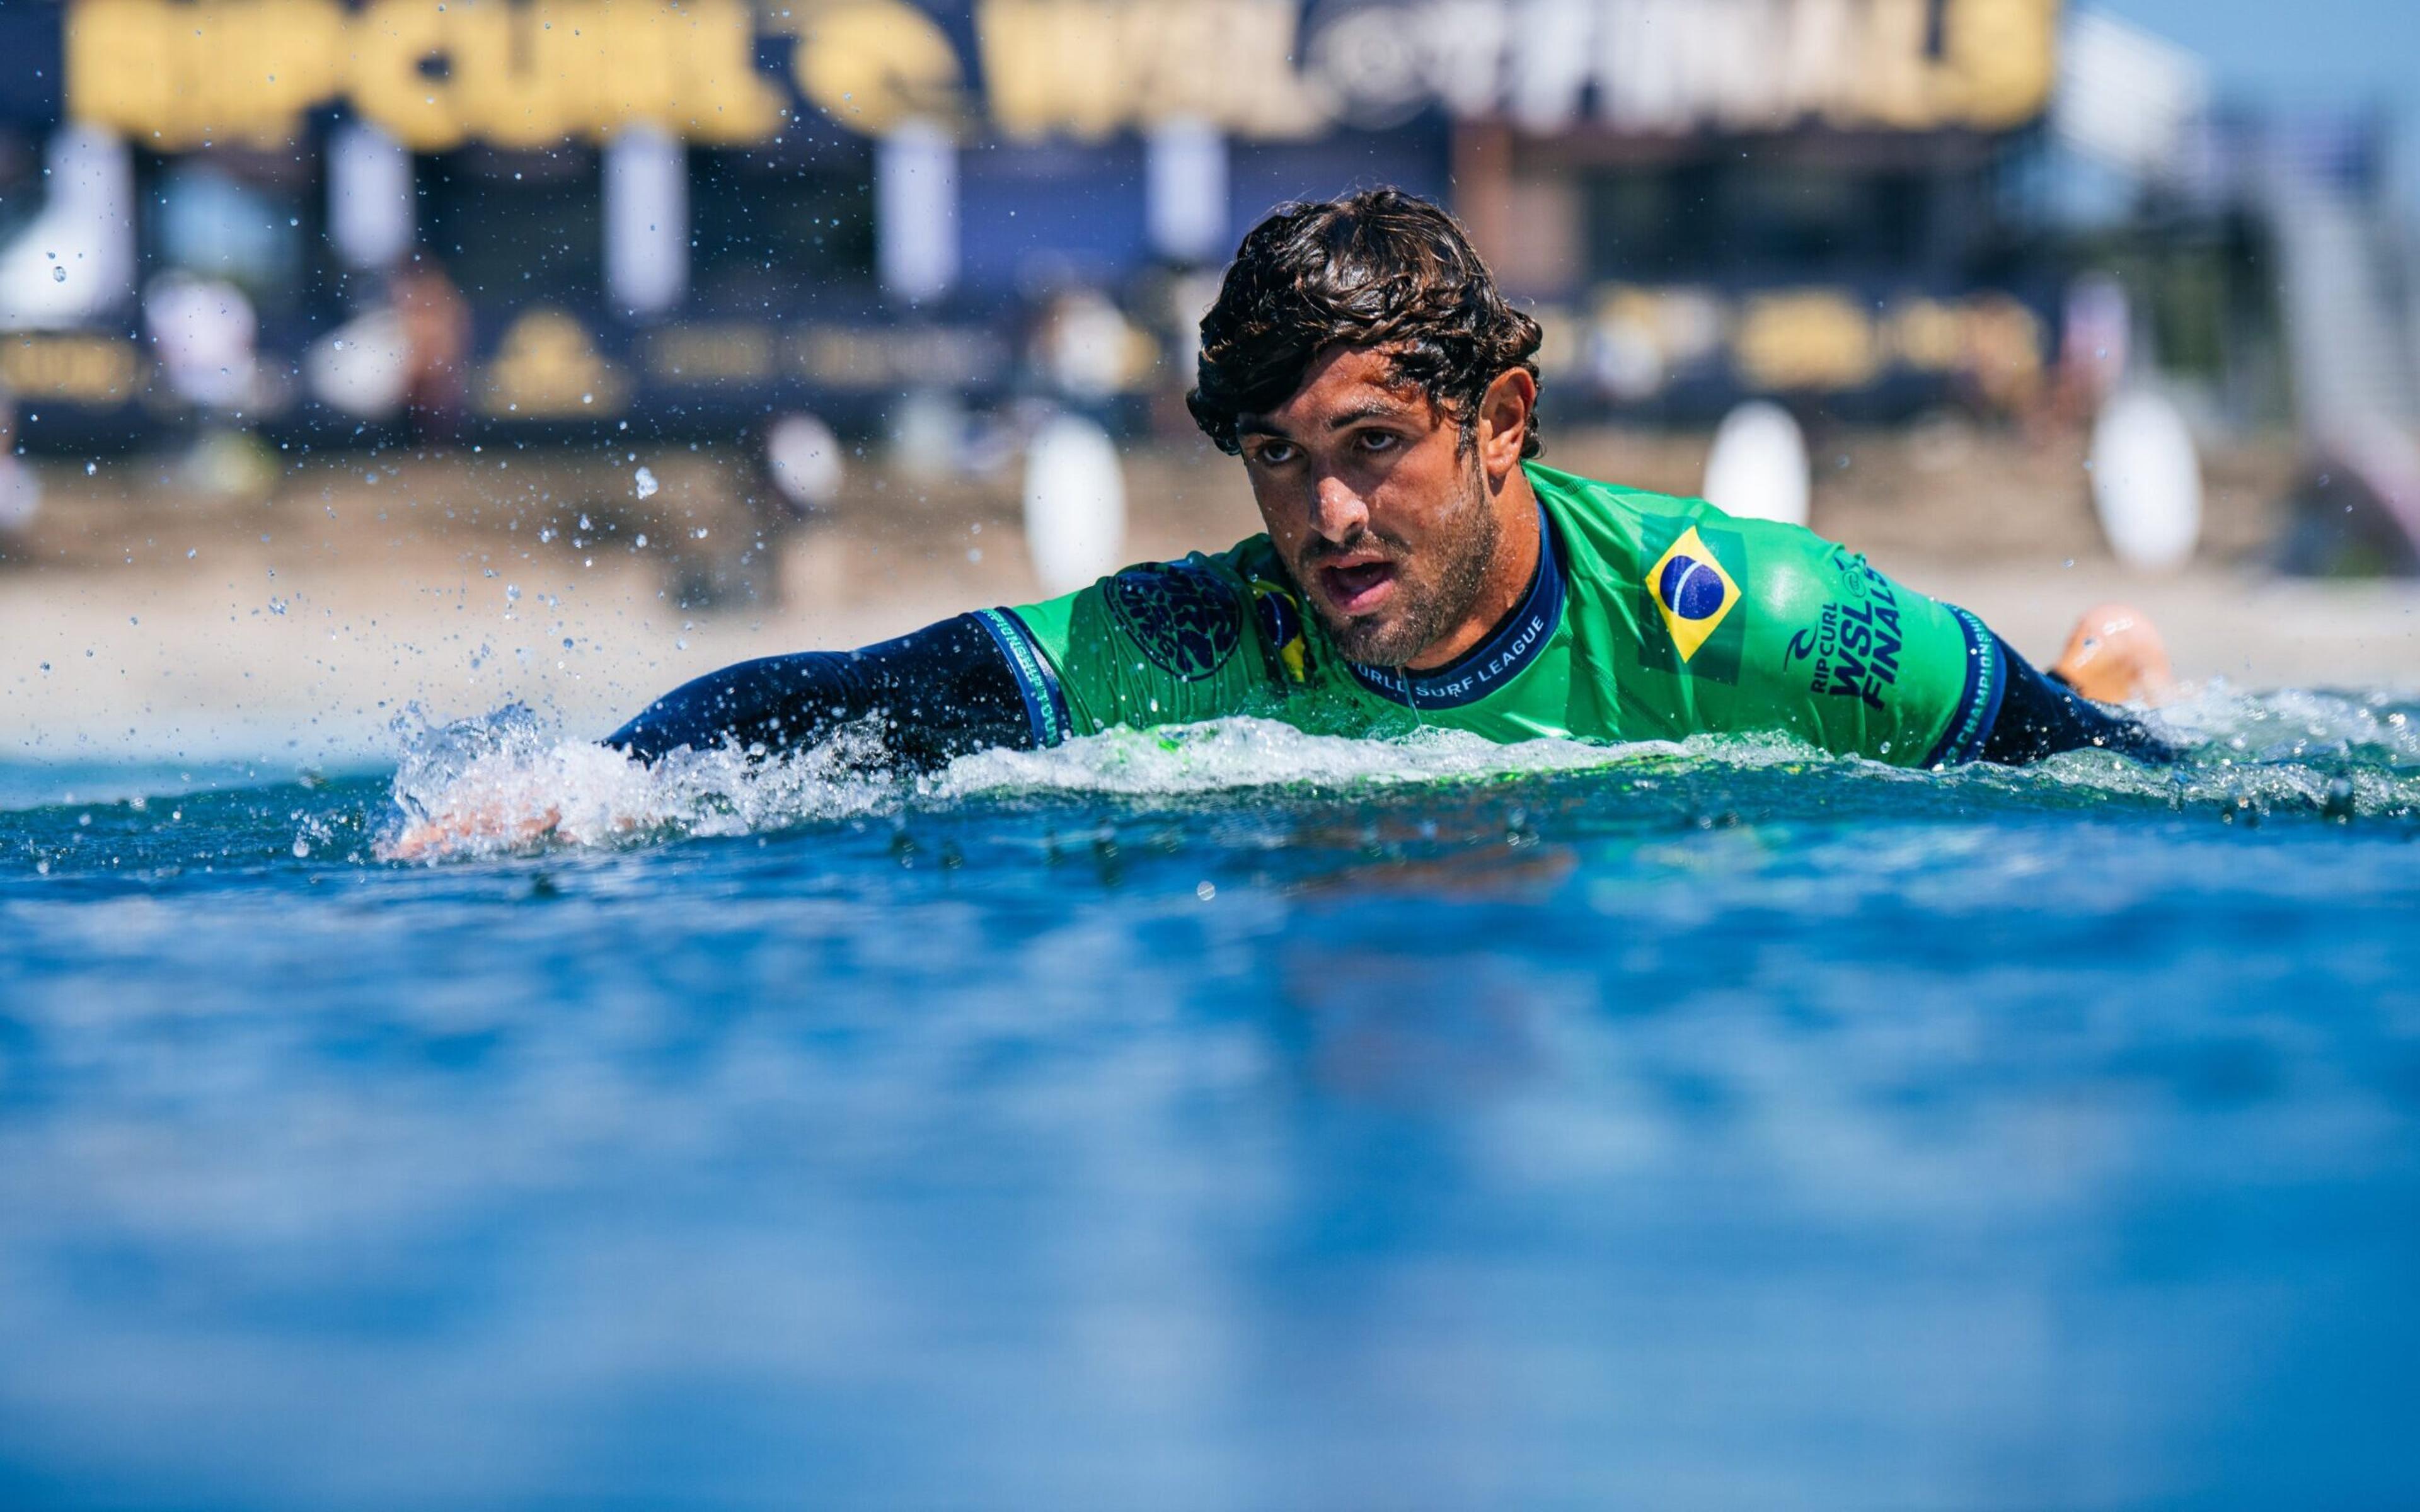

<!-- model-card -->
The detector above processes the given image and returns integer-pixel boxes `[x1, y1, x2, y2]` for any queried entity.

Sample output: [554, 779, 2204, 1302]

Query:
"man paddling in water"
[403, 190, 2174, 853]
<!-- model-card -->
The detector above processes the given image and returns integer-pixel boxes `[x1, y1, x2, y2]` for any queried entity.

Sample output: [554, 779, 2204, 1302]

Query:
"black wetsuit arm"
[606, 613, 1039, 769]
[1978, 633, 2177, 766]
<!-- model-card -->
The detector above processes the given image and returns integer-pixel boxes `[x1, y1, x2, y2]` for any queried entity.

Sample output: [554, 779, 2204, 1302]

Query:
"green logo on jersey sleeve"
[1104, 561, 1245, 682]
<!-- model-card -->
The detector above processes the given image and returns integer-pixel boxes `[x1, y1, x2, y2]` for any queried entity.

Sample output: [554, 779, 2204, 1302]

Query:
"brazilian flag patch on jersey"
[1635, 519, 1748, 684]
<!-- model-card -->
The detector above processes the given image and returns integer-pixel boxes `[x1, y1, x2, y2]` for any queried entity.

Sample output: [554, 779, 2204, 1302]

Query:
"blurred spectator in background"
[395, 258, 470, 447]
[1026, 285, 1153, 413]
[144, 272, 262, 411]
[2053, 273, 2133, 427]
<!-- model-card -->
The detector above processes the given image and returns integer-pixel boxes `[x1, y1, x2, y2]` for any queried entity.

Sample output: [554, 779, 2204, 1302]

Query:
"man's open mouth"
[1315, 558, 1399, 617]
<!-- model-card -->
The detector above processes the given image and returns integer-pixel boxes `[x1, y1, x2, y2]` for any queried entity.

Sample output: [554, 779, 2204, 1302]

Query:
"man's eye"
[1255, 443, 1296, 466]
[1357, 432, 1399, 452]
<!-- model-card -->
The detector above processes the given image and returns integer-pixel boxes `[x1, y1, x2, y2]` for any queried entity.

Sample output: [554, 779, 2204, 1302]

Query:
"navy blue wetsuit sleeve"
[1978, 633, 2177, 766]
[607, 614, 1044, 768]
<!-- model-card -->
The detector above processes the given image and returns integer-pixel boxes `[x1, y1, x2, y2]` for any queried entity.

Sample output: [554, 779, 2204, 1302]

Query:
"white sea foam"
[927, 718, 1684, 798]
[383, 702, 902, 861]
[379, 686, 2420, 862]
[381, 708, 1727, 861]
[2152, 680, 2420, 762]
[1967, 682, 2420, 820]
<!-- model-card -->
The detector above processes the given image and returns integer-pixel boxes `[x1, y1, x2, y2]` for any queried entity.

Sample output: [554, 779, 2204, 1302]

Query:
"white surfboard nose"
[1023, 415, 1129, 597]
[2090, 388, 2203, 572]
[1702, 401, 1811, 527]
[765, 413, 845, 515]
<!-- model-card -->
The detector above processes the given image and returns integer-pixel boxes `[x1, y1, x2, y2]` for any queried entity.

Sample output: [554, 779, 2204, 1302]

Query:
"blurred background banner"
[4, 0, 2094, 445]
[0, 3, 2401, 438]
[3, 0, 2419, 658]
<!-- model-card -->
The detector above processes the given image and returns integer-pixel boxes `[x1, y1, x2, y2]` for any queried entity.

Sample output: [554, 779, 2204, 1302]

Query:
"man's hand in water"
[2053, 602, 2175, 704]
[386, 805, 565, 862]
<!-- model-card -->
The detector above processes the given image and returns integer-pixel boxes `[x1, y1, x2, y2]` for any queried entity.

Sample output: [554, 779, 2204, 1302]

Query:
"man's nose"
[1306, 472, 1369, 543]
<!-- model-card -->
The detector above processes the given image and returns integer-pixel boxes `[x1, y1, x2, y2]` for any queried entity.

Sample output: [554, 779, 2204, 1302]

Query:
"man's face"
[1236, 346, 1499, 668]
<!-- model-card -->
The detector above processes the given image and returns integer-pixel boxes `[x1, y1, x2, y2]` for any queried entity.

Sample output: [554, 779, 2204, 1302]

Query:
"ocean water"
[2, 690, 2417, 1510]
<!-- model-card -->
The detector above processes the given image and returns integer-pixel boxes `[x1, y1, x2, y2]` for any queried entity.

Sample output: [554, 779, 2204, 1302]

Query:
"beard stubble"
[1303, 452, 1501, 668]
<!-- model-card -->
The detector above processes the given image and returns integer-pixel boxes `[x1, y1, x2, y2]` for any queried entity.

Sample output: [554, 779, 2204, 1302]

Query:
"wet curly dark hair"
[1187, 188, 1544, 460]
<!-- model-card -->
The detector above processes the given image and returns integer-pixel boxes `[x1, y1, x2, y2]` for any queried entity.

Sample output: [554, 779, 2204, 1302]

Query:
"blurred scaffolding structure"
[2054, 6, 2420, 571]
[2254, 137, 2420, 573]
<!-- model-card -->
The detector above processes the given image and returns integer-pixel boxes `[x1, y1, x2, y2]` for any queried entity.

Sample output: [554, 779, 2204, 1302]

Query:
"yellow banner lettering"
[1942, 0, 2058, 129]
[791, 0, 968, 135]
[977, 0, 1128, 141]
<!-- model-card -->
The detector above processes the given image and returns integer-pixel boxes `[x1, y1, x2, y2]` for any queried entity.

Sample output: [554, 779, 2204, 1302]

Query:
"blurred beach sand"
[2, 429, 2412, 769]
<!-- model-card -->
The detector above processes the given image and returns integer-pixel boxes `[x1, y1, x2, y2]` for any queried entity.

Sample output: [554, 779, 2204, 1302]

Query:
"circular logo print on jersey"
[1658, 554, 1728, 620]
[1107, 561, 1243, 682]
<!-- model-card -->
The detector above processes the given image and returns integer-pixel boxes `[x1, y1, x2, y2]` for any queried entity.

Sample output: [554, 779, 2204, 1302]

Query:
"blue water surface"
[1, 695, 2417, 1511]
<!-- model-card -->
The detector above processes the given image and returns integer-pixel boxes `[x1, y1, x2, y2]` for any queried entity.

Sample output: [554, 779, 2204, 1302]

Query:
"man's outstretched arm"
[386, 614, 1044, 859]
[608, 611, 2174, 771]
[1981, 631, 2177, 766]
[607, 613, 1046, 768]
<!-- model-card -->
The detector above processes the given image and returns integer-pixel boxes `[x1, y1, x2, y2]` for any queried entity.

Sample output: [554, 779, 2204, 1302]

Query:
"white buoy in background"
[2089, 388, 2202, 571]
[1023, 414, 1126, 597]
[765, 413, 845, 515]
[1702, 401, 1811, 526]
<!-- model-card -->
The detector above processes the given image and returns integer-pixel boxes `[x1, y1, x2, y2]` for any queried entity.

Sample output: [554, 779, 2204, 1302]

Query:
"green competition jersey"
[974, 462, 2009, 768]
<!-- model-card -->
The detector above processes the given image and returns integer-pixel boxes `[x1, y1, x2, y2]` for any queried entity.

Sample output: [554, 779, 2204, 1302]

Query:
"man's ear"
[1476, 368, 1536, 484]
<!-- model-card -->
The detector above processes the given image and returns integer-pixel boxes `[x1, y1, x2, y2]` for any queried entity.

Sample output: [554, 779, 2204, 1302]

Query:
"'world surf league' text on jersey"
[979, 462, 2007, 767]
